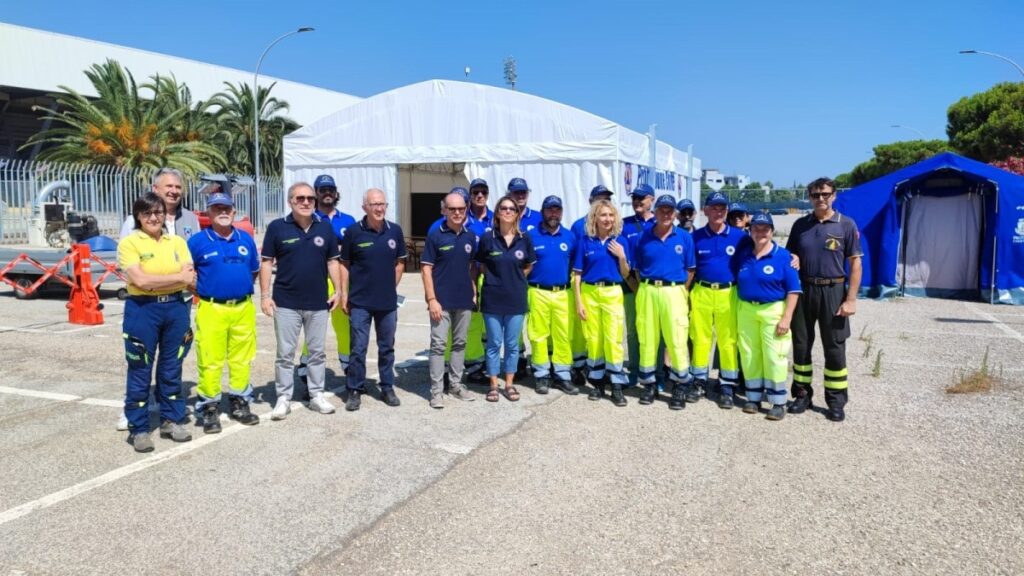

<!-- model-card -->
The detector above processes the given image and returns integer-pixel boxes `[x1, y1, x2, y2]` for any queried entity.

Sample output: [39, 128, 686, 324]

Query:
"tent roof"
[283, 79, 689, 170]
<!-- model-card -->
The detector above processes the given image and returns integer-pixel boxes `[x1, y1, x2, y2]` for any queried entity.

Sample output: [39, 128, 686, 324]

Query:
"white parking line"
[0, 386, 82, 402]
[0, 324, 106, 335]
[965, 303, 1024, 343]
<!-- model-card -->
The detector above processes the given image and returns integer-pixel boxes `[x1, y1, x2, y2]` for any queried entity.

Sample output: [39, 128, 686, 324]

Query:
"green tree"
[211, 82, 299, 175]
[948, 82, 1024, 163]
[22, 59, 224, 176]
[848, 139, 955, 186]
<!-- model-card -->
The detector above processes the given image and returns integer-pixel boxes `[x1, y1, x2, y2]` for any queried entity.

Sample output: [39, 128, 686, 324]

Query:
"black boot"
[229, 396, 259, 425]
[535, 377, 550, 395]
[788, 384, 814, 414]
[202, 403, 222, 434]
[685, 380, 703, 403]
[824, 389, 848, 422]
[716, 385, 735, 409]
[639, 383, 656, 405]
[611, 385, 627, 407]
[554, 378, 579, 395]
[571, 367, 587, 388]
[587, 379, 606, 401]
[669, 382, 687, 411]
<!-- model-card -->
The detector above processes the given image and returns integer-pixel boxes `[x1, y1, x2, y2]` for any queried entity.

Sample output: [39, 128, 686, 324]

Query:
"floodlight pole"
[958, 50, 1024, 78]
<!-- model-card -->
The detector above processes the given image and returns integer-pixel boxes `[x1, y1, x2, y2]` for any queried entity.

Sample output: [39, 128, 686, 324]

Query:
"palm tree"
[22, 59, 225, 176]
[145, 74, 221, 146]
[211, 82, 299, 175]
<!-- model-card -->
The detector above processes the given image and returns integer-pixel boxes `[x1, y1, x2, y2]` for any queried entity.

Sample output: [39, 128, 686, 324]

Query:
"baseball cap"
[541, 195, 563, 210]
[676, 198, 695, 211]
[314, 174, 336, 190]
[704, 191, 729, 207]
[654, 194, 677, 210]
[469, 178, 489, 191]
[728, 202, 749, 214]
[590, 184, 613, 200]
[631, 184, 655, 198]
[508, 177, 529, 192]
[449, 187, 470, 203]
[206, 192, 234, 208]
[750, 212, 774, 229]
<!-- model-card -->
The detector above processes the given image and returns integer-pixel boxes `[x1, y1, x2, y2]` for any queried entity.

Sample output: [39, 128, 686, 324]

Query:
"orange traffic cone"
[67, 244, 104, 325]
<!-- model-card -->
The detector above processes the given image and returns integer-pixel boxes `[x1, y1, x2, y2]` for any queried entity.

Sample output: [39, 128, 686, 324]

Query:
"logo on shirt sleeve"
[763, 265, 775, 274]
[465, 243, 472, 253]
[675, 245, 683, 255]
[725, 245, 735, 256]
[388, 238, 397, 250]
[238, 246, 249, 256]
[560, 243, 568, 251]
[514, 250, 524, 260]
[313, 236, 325, 247]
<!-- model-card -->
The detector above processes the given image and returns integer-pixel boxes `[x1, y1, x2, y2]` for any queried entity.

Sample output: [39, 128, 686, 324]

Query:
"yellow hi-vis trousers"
[527, 287, 573, 381]
[195, 298, 256, 406]
[454, 274, 486, 373]
[570, 290, 587, 370]
[636, 282, 692, 384]
[737, 300, 791, 406]
[302, 279, 350, 371]
[689, 284, 740, 384]
[580, 283, 627, 385]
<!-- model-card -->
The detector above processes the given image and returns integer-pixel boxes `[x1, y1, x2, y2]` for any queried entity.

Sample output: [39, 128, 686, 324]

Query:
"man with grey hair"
[421, 188, 478, 408]
[259, 182, 344, 420]
[340, 188, 407, 412]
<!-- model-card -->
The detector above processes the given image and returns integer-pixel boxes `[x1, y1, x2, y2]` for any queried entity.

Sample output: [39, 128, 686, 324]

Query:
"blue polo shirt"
[634, 225, 696, 282]
[261, 214, 339, 311]
[622, 214, 655, 249]
[519, 206, 542, 232]
[188, 227, 260, 300]
[469, 208, 494, 235]
[574, 235, 631, 284]
[570, 216, 587, 240]
[315, 209, 357, 243]
[734, 242, 803, 303]
[475, 230, 536, 315]
[428, 212, 490, 237]
[421, 221, 477, 310]
[527, 224, 575, 286]
[692, 224, 748, 284]
[340, 218, 407, 311]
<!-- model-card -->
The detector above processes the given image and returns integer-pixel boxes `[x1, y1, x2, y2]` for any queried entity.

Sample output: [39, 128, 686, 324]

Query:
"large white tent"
[283, 79, 700, 236]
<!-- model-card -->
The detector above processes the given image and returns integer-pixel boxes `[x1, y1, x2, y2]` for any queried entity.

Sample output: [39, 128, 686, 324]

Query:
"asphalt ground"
[0, 273, 1022, 575]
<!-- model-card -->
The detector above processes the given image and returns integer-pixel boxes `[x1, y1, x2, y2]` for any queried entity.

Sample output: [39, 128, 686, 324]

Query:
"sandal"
[486, 388, 500, 402]
[503, 386, 521, 402]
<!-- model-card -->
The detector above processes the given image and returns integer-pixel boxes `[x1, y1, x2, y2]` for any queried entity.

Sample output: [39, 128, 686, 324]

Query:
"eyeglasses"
[292, 195, 316, 204]
[809, 192, 834, 200]
[471, 189, 488, 196]
[447, 206, 467, 213]
[366, 202, 387, 209]
[497, 205, 518, 213]
[141, 210, 165, 219]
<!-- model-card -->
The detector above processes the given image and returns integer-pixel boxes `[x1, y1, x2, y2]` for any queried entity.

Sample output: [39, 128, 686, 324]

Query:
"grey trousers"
[274, 307, 329, 400]
[429, 308, 472, 397]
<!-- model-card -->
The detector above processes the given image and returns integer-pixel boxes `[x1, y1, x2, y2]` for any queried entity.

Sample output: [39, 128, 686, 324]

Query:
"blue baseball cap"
[676, 198, 695, 211]
[705, 191, 729, 207]
[469, 178, 489, 191]
[206, 192, 234, 208]
[541, 195, 563, 210]
[508, 177, 529, 192]
[728, 202, 749, 214]
[314, 174, 336, 190]
[631, 184, 655, 198]
[450, 187, 470, 203]
[590, 184, 613, 199]
[654, 194, 678, 210]
[750, 212, 774, 229]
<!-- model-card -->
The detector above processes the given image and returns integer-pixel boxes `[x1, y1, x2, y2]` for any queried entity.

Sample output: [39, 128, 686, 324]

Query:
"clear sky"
[3, 0, 1021, 186]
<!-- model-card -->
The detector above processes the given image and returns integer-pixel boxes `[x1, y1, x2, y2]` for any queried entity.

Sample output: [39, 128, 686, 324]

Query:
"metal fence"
[0, 158, 284, 245]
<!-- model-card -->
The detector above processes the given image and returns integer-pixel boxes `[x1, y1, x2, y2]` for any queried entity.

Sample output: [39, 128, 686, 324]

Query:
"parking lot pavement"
[0, 280, 1021, 575]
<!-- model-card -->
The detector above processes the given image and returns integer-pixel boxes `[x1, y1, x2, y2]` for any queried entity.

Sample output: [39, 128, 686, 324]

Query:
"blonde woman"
[573, 199, 631, 406]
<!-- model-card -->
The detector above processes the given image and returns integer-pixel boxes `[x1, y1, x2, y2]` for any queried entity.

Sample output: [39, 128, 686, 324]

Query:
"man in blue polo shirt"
[527, 195, 579, 396]
[634, 195, 697, 409]
[622, 183, 658, 387]
[676, 198, 697, 233]
[463, 178, 493, 382]
[421, 190, 478, 408]
[340, 188, 408, 412]
[468, 178, 494, 234]
[260, 182, 344, 420]
[188, 192, 261, 433]
[508, 177, 542, 232]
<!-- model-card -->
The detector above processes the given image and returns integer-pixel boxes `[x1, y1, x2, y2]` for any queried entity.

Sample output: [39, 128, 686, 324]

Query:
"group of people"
[116, 168, 862, 454]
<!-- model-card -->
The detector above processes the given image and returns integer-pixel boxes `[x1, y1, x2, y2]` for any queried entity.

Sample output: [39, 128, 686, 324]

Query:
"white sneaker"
[270, 398, 291, 421]
[309, 393, 336, 414]
[116, 412, 129, 431]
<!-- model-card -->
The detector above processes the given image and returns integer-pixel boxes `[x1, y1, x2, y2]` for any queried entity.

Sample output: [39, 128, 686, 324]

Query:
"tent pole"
[898, 193, 909, 297]
[990, 182, 999, 305]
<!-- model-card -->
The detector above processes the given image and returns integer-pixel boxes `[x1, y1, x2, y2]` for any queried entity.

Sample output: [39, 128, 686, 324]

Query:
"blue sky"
[4, 0, 1021, 186]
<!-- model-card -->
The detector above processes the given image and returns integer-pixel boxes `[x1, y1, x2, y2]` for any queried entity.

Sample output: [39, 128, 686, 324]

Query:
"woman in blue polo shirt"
[733, 212, 802, 421]
[475, 195, 536, 402]
[573, 199, 631, 404]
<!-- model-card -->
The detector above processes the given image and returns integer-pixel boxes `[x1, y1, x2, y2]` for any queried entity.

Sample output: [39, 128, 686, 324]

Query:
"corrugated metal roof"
[0, 22, 361, 125]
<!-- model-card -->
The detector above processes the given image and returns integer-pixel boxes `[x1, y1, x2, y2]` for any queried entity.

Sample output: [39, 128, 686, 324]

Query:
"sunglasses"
[497, 205, 518, 213]
[447, 206, 467, 213]
[810, 192, 834, 200]
[292, 195, 316, 203]
[471, 189, 488, 196]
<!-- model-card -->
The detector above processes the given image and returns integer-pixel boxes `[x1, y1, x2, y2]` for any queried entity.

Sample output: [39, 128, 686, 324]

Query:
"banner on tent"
[621, 162, 686, 197]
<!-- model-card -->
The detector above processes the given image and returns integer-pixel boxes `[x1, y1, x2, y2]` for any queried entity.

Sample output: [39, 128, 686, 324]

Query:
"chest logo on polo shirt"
[560, 243, 568, 251]
[440, 245, 453, 252]
[357, 241, 373, 248]
[314, 236, 325, 247]
[283, 238, 299, 245]
[825, 236, 842, 251]
[238, 246, 249, 256]
[202, 251, 219, 260]
[388, 239, 396, 250]
[464, 243, 472, 253]
[489, 250, 502, 257]
[675, 245, 683, 255]
[726, 245, 735, 255]
[140, 252, 155, 262]
[514, 250, 524, 260]
[183, 226, 193, 237]
[525, 225, 535, 231]
[763, 265, 775, 275]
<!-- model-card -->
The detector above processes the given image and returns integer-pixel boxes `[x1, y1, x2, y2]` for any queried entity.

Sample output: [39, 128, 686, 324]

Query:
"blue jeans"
[123, 297, 193, 432]
[483, 313, 525, 377]
[347, 307, 397, 392]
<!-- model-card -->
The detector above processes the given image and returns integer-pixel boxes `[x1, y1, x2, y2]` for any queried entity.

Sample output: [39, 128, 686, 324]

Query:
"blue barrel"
[80, 235, 118, 253]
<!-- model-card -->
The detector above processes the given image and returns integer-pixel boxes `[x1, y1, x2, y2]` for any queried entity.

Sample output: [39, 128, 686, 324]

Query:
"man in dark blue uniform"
[340, 188, 408, 411]
[786, 177, 863, 422]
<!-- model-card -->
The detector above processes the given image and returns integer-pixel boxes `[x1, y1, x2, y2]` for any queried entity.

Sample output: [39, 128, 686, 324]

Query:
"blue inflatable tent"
[834, 152, 1024, 305]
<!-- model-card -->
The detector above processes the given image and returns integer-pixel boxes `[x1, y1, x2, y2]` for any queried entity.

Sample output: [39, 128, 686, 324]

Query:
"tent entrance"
[398, 163, 469, 238]
[897, 185, 984, 299]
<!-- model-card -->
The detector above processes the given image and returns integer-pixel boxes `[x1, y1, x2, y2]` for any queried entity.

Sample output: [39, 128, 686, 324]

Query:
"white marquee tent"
[283, 79, 700, 236]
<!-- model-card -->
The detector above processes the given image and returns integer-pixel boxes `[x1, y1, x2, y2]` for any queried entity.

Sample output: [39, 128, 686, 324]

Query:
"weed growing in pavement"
[862, 340, 873, 359]
[871, 349, 883, 377]
[947, 345, 1001, 394]
[858, 324, 870, 341]
[898, 332, 910, 341]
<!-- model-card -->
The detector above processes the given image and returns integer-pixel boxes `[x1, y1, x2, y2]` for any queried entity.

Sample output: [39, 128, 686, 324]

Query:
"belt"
[528, 282, 570, 292]
[803, 277, 845, 286]
[200, 295, 252, 306]
[696, 280, 734, 289]
[583, 281, 617, 287]
[129, 291, 187, 304]
[641, 278, 686, 287]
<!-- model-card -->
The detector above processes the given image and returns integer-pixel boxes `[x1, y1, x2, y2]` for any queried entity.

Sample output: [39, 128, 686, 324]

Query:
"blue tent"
[834, 152, 1024, 305]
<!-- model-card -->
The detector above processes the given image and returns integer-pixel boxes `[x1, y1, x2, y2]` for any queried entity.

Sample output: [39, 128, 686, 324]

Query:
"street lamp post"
[254, 26, 314, 224]
[958, 50, 1024, 78]
[890, 124, 927, 139]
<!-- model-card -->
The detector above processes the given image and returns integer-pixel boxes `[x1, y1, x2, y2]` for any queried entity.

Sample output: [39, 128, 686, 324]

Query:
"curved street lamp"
[890, 124, 927, 139]
[254, 27, 314, 216]
[958, 50, 1024, 78]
